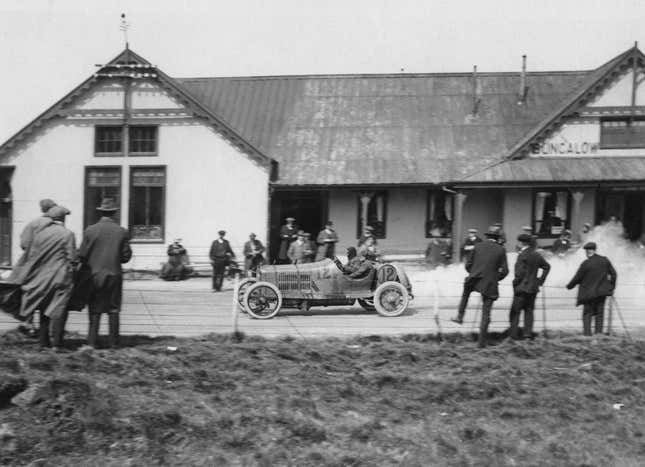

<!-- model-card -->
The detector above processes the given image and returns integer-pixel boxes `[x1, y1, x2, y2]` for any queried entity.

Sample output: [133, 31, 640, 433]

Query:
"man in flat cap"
[79, 198, 132, 348]
[566, 242, 617, 336]
[209, 230, 235, 291]
[509, 233, 550, 339]
[288, 230, 309, 264]
[452, 225, 509, 348]
[460, 228, 482, 262]
[316, 221, 339, 261]
[19, 205, 76, 350]
[358, 225, 377, 247]
[278, 217, 298, 264]
[243, 233, 265, 276]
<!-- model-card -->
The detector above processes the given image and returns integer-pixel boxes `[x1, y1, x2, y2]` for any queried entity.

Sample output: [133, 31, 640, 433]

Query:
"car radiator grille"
[277, 272, 311, 291]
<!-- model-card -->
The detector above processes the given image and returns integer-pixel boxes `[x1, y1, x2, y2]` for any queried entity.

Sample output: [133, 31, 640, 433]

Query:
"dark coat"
[566, 254, 617, 305]
[243, 239, 265, 271]
[209, 238, 234, 262]
[10, 216, 54, 283]
[465, 239, 509, 300]
[315, 228, 339, 261]
[79, 217, 132, 314]
[278, 225, 298, 260]
[513, 247, 550, 295]
[460, 235, 482, 260]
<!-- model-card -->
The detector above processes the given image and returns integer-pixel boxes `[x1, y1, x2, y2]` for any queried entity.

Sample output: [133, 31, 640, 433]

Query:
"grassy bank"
[1, 331, 644, 466]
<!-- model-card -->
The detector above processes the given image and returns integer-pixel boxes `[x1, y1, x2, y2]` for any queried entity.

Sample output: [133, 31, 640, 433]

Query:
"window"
[356, 191, 387, 239]
[129, 166, 166, 241]
[84, 167, 121, 228]
[426, 190, 453, 238]
[95, 126, 123, 155]
[533, 190, 571, 237]
[129, 126, 158, 155]
[600, 118, 645, 149]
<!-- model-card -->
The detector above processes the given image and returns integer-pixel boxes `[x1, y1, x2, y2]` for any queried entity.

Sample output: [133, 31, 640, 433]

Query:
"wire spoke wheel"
[244, 282, 282, 319]
[374, 281, 409, 317]
[236, 278, 257, 312]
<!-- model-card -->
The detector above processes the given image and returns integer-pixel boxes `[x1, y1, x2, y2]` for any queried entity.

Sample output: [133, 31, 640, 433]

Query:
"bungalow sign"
[531, 141, 600, 155]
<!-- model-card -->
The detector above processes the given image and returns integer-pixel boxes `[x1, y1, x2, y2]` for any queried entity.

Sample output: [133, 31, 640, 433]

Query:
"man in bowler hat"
[79, 198, 132, 348]
[452, 225, 509, 348]
[566, 242, 617, 336]
[210, 230, 235, 291]
[509, 233, 550, 339]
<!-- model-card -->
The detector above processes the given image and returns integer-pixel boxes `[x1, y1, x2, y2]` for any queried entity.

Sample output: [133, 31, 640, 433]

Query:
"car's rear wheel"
[236, 277, 257, 312]
[373, 281, 409, 317]
[244, 282, 282, 319]
[357, 298, 375, 311]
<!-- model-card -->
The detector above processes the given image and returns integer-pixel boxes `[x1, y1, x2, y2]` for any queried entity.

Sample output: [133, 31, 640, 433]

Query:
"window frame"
[356, 191, 388, 239]
[531, 189, 572, 239]
[425, 189, 454, 238]
[83, 166, 122, 229]
[94, 125, 124, 157]
[128, 165, 167, 244]
[128, 125, 159, 156]
[600, 117, 645, 149]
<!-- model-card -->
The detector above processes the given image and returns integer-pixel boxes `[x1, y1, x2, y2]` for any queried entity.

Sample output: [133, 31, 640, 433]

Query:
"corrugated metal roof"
[459, 157, 645, 184]
[176, 71, 591, 185]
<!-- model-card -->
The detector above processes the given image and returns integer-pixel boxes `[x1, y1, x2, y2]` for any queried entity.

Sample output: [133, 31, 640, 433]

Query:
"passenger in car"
[358, 236, 380, 262]
[343, 247, 373, 279]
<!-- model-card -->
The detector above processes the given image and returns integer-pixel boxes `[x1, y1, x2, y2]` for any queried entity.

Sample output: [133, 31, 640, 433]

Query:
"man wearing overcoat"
[452, 226, 509, 348]
[79, 198, 132, 348]
[315, 221, 339, 261]
[509, 233, 550, 339]
[566, 242, 617, 336]
[287, 231, 309, 264]
[277, 217, 298, 264]
[210, 230, 235, 291]
[243, 233, 265, 276]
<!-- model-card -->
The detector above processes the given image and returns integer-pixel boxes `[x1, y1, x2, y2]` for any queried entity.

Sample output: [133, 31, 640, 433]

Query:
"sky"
[0, 0, 644, 142]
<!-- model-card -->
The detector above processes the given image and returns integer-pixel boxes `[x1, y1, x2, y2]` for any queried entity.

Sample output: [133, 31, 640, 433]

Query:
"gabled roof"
[178, 70, 590, 185]
[0, 48, 272, 168]
[507, 45, 644, 159]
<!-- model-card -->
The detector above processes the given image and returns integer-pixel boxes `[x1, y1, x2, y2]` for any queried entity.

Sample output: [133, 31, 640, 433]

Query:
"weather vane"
[120, 13, 130, 48]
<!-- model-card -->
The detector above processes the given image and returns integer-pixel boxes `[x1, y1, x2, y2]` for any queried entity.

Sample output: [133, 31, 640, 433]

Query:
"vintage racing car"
[236, 258, 413, 319]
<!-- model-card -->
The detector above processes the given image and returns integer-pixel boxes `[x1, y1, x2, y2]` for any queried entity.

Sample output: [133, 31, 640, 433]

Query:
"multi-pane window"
[129, 126, 157, 155]
[84, 167, 121, 227]
[426, 190, 453, 238]
[533, 190, 570, 237]
[95, 126, 123, 155]
[356, 191, 387, 239]
[130, 166, 165, 241]
[600, 118, 645, 149]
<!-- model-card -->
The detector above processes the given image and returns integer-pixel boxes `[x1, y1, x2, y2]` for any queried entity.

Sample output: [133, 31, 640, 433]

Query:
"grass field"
[1, 330, 645, 466]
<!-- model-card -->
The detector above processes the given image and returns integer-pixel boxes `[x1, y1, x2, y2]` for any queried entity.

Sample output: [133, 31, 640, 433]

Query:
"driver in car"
[342, 247, 373, 279]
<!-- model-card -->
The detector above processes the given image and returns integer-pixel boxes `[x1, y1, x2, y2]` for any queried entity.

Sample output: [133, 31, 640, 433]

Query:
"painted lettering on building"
[531, 142, 600, 155]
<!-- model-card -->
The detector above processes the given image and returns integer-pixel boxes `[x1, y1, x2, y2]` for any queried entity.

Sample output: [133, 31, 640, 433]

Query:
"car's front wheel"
[236, 277, 257, 312]
[243, 282, 282, 319]
[373, 281, 409, 317]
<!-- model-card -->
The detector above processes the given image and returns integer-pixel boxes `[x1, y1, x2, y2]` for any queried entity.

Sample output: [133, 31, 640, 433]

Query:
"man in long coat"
[315, 221, 339, 261]
[452, 226, 509, 348]
[209, 230, 235, 291]
[288, 231, 309, 264]
[509, 233, 550, 339]
[243, 233, 265, 276]
[277, 217, 298, 264]
[79, 198, 132, 348]
[19, 206, 76, 349]
[566, 242, 617, 336]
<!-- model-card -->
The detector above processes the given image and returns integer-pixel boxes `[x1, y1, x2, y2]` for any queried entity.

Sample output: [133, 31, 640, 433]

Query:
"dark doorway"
[269, 190, 328, 261]
[596, 190, 645, 240]
[0, 168, 13, 266]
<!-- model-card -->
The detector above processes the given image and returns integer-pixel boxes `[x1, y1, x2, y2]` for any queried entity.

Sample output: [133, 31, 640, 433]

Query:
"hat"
[174, 238, 182, 243]
[303, 232, 311, 237]
[326, 221, 334, 226]
[467, 228, 478, 234]
[285, 217, 295, 222]
[46, 205, 70, 220]
[521, 225, 533, 232]
[365, 225, 374, 232]
[39, 198, 57, 213]
[583, 242, 597, 250]
[517, 233, 532, 243]
[96, 198, 118, 212]
[583, 222, 591, 228]
[485, 225, 500, 238]
[564, 229, 572, 236]
[493, 222, 502, 227]
[297, 230, 305, 236]
[346, 246, 357, 258]
[249, 232, 256, 237]
[218, 230, 226, 236]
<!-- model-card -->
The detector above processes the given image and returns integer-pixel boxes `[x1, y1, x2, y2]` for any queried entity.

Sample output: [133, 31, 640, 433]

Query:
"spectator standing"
[79, 198, 132, 348]
[277, 217, 298, 264]
[287, 231, 309, 264]
[566, 242, 617, 336]
[315, 221, 339, 261]
[243, 233, 265, 276]
[209, 230, 235, 292]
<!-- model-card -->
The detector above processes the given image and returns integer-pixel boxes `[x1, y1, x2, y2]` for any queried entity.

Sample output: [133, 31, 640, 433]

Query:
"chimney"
[518, 54, 527, 105]
[471, 65, 481, 115]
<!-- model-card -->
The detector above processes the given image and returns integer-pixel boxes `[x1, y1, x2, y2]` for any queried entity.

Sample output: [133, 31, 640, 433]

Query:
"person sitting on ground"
[161, 238, 193, 281]
[343, 247, 373, 279]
